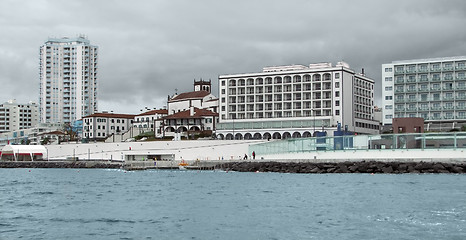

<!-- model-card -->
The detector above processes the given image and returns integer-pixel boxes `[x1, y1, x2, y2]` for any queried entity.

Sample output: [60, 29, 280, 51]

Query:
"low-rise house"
[133, 109, 168, 136]
[82, 112, 135, 142]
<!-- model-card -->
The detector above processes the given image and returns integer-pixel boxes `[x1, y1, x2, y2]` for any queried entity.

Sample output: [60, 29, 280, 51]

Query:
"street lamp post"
[232, 116, 235, 140]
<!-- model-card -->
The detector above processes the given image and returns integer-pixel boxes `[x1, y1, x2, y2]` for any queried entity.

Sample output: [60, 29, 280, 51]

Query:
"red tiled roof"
[169, 91, 211, 102]
[205, 98, 219, 102]
[83, 112, 136, 119]
[164, 108, 218, 119]
[137, 109, 168, 116]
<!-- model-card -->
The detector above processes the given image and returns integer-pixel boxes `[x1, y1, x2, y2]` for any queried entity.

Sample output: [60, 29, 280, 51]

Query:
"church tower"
[194, 79, 211, 93]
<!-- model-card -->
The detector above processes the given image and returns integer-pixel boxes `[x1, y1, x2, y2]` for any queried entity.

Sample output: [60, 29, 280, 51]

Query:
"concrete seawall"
[0, 161, 122, 169]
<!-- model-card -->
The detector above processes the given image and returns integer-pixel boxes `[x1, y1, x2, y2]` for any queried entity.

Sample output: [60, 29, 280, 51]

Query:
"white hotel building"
[39, 36, 98, 124]
[216, 62, 379, 140]
[382, 56, 466, 130]
[0, 100, 39, 133]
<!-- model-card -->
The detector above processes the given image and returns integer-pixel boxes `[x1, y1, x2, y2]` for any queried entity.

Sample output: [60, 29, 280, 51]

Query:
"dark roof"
[137, 109, 168, 116]
[169, 91, 211, 102]
[39, 130, 66, 136]
[83, 112, 136, 119]
[164, 108, 218, 119]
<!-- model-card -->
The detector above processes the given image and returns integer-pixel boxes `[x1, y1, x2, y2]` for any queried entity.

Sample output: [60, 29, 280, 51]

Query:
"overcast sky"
[1, 0, 466, 114]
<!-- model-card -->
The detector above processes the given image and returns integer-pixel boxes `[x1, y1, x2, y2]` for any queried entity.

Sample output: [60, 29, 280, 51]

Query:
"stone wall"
[217, 161, 466, 174]
[0, 161, 122, 169]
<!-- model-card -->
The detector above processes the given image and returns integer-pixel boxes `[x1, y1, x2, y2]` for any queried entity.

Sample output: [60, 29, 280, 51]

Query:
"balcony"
[418, 88, 429, 92]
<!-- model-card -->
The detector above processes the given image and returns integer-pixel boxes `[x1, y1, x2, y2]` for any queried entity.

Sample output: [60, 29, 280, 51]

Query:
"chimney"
[190, 106, 195, 116]
[361, 68, 365, 75]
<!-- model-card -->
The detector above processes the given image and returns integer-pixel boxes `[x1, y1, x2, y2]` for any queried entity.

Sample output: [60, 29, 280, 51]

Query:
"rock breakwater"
[217, 161, 466, 174]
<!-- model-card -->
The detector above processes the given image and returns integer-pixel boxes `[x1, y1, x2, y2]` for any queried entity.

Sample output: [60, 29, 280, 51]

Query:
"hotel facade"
[217, 62, 379, 140]
[382, 56, 466, 130]
[39, 36, 98, 124]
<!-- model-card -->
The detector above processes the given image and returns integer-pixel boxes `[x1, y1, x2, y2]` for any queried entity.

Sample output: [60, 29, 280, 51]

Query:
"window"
[335, 100, 340, 106]
[385, 77, 393, 81]
[335, 82, 340, 88]
[421, 94, 428, 101]
[385, 114, 393, 119]
[385, 68, 393, 72]
[385, 96, 393, 100]
[385, 86, 393, 91]
[221, 81, 225, 86]
[335, 110, 340, 115]
[335, 91, 340, 97]
[385, 105, 393, 109]
[335, 73, 340, 78]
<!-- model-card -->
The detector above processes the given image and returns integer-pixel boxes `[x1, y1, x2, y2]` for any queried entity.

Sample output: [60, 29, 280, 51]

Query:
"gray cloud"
[1, 0, 466, 113]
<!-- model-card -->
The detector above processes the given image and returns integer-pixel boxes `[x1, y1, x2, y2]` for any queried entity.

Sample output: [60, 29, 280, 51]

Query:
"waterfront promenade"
[42, 138, 466, 163]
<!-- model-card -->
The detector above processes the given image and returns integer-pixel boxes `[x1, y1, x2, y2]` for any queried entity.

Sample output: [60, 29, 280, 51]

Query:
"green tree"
[41, 137, 50, 145]
[63, 123, 77, 142]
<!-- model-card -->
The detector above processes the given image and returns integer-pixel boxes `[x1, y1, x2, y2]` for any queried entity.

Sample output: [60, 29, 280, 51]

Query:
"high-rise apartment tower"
[39, 35, 98, 124]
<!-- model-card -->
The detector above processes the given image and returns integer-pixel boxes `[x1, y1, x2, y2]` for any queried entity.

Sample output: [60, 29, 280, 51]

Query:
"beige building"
[217, 62, 379, 140]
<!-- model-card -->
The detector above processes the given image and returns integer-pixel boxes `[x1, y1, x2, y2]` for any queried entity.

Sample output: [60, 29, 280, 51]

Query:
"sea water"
[0, 169, 465, 240]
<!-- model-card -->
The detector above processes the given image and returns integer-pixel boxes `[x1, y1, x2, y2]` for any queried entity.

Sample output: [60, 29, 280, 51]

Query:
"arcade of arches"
[216, 131, 313, 140]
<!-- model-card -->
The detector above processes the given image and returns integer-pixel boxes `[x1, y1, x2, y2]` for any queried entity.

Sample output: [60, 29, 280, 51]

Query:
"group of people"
[243, 151, 256, 160]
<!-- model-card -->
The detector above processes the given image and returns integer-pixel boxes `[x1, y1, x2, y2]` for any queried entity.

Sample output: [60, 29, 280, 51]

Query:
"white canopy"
[1, 145, 47, 161]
